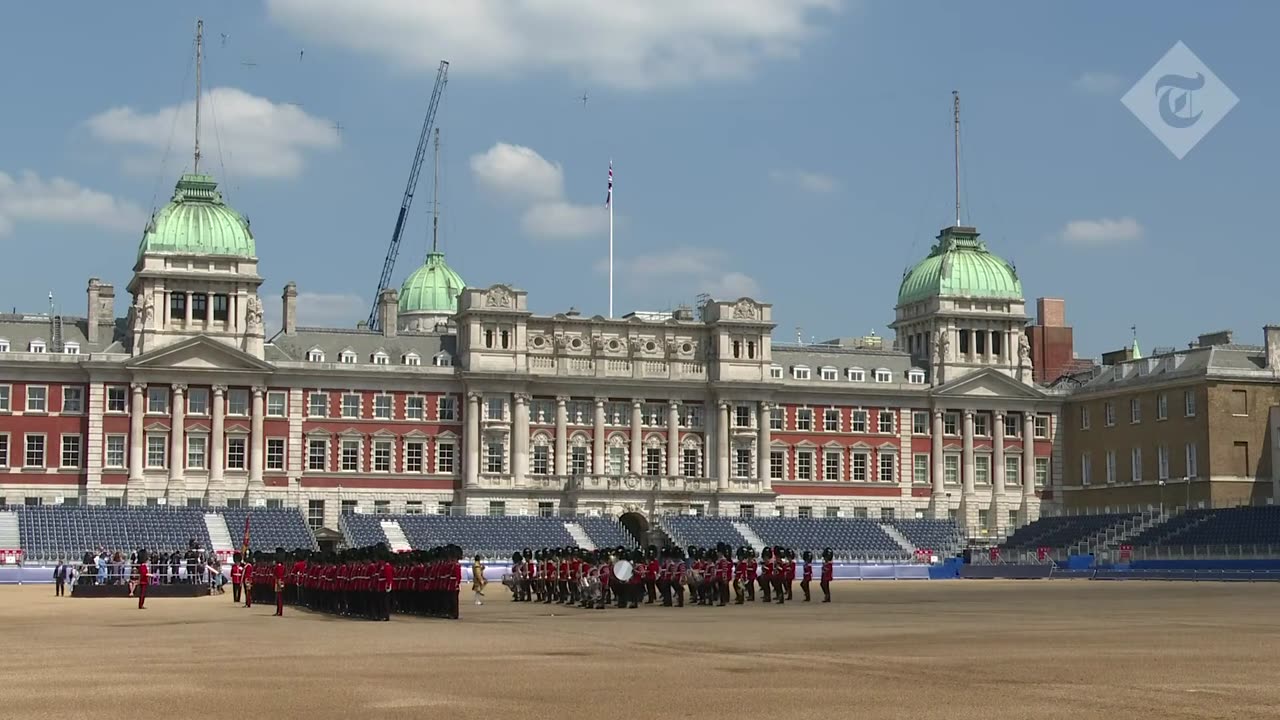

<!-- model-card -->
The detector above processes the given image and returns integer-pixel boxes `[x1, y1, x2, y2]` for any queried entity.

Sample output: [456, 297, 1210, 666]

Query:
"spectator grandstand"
[10, 505, 213, 563]
[1000, 513, 1138, 551]
[221, 508, 318, 552]
[339, 513, 637, 559]
[1130, 506, 1280, 548]
[747, 517, 906, 559]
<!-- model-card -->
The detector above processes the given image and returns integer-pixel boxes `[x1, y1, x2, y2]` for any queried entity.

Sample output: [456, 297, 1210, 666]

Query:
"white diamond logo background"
[1122, 41, 1239, 159]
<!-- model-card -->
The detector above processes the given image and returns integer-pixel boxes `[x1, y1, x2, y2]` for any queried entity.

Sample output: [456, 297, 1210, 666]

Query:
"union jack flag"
[605, 161, 612, 207]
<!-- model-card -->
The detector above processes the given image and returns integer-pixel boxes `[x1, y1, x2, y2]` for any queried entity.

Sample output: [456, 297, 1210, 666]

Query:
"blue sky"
[0, 1, 1274, 358]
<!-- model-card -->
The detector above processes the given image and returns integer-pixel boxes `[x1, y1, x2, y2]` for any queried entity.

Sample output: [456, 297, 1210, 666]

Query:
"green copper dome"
[137, 174, 255, 261]
[399, 252, 465, 315]
[897, 226, 1022, 306]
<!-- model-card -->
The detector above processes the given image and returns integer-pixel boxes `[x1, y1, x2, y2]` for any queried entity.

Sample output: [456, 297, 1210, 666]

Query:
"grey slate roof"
[1073, 342, 1271, 395]
[267, 327, 456, 365]
[772, 342, 923, 388]
[0, 314, 127, 354]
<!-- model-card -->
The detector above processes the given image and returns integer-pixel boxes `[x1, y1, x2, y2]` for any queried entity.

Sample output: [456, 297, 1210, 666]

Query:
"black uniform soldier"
[800, 550, 814, 601]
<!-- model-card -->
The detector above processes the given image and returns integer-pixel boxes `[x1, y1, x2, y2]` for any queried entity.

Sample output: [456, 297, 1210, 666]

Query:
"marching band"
[502, 544, 835, 609]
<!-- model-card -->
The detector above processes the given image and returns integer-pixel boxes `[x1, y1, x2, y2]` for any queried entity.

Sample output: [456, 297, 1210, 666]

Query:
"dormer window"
[29, 340, 46, 354]
[403, 352, 421, 366]
[907, 369, 926, 384]
[433, 352, 453, 367]
[371, 351, 389, 365]
[847, 367, 865, 382]
[874, 368, 892, 383]
[0, 339, 10, 352]
[306, 348, 325, 363]
[769, 364, 783, 379]
[820, 366, 837, 381]
[63, 342, 80, 355]
[792, 365, 810, 380]
[339, 349, 357, 364]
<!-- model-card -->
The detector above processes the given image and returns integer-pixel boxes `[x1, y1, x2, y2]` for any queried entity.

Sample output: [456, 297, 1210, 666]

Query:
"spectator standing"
[53, 557, 68, 597]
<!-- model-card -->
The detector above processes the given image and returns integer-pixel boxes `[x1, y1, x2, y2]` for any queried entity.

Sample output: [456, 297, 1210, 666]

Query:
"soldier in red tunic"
[242, 555, 255, 608]
[644, 545, 659, 605]
[273, 549, 286, 617]
[745, 548, 758, 602]
[626, 549, 643, 609]
[758, 547, 773, 603]
[820, 548, 834, 603]
[800, 550, 814, 602]
[671, 548, 687, 608]
[230, 552, 243, 604]
[136, 549, 150, 610]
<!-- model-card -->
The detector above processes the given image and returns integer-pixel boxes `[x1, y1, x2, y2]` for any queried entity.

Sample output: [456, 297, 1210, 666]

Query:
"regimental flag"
[605, 161, 612, 207]
[241, 516, 251, 555]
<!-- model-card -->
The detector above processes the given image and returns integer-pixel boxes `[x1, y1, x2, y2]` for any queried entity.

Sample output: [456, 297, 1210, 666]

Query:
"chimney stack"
[1265, 326, 1280, 374]
[85, 278, 114, 344]
[379, 288, 399, 338]
[282, 282, 298, 335]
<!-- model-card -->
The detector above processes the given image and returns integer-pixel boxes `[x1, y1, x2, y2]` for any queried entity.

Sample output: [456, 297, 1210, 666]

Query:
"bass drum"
[501, 573, 517, 592]
[579, 575, 602, 603]
[613, 560, 634, 583]
[684, 569, 704, 588]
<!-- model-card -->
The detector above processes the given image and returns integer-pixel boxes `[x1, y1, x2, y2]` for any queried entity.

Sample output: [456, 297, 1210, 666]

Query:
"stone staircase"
[880, 523, 916, 553]
[203, 513, 233, 554]
[379, 520, 412, 553]
[0, 511, 19, 549]
[731, 521, 766, 555]
[563, 521, 596, 550]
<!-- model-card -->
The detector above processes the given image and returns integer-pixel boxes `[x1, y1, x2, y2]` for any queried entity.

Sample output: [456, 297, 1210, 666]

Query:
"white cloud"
[769, 169, 839, 193]
[470, 142, 603, 241]
[1058, 217, 1144, 245]
[0, 170, 147, 237]
[1073, 71, 1125, 95]
[267, 0, 842, 90]
[87, 87, 339, 179]
[604, 246, 761, 300]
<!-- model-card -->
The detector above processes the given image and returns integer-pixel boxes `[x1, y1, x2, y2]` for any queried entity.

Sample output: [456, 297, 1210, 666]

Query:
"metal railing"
[1124, 544, 1280, 561]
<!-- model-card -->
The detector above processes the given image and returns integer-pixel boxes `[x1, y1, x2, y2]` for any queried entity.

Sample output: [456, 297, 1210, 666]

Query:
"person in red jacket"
[800, 550, 814, 602]
[758, 547, 774, 603]
[820, 548, 834, 603]
[242, 556, 254, 608]
[625, 549, 643, 609]
[671, 549, 687, 608]
[136, 549, 150, 610]
[230, 552, 244, 604]
[645, 546, 659, 605]
[273, 550, 286, 617]
[379, 554, 395, 621]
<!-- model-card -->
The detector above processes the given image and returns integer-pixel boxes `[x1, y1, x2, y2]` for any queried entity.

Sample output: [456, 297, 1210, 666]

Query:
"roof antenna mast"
[194, 19, 203, 174]
[952, 90, 960, 227]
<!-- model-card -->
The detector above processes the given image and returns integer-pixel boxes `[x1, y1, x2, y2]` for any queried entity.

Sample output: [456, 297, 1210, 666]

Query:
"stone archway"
[619, 511, 650, 547]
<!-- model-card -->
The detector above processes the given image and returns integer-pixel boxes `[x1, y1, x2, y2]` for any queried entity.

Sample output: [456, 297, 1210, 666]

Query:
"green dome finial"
[399, 251, 466, 317]
[137, 174, 256, 260]
[897, 225, 1022, 306]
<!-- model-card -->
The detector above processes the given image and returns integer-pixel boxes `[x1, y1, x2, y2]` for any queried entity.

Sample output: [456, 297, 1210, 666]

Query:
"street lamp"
[1183, 474, 1191, 510]
[1158, 479, 1167, 515]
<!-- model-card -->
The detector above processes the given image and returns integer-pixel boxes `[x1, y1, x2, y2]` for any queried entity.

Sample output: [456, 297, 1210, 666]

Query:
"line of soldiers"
[503, 544, 834, 609]
[230, 544, 463, 620]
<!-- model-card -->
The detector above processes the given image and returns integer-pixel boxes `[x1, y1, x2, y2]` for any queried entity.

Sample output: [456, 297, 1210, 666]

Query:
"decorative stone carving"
[732, 299, 758, 320]
[1018, 332, 1032, 365]
[485, 286, 514, 309]
[592, 335, 606, 351]
[141, 295, 155, 325]
[553, 334, 568, 350]
[212, 385, 227, 395]
[171, 383, 187, 393]
[628, 336, 642, 354]
[246, 295, 264, 331]
[932, 329, 949, 366]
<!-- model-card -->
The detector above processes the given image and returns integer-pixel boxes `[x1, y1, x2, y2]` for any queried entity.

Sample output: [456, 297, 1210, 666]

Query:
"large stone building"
[0, 172, 1065, 537]
[1060, 329, 1280, 512]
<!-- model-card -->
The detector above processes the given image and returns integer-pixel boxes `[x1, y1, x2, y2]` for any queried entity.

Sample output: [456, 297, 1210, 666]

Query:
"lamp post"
[1183, 474, 1191, 511]
[1158, 479, 1167, 515]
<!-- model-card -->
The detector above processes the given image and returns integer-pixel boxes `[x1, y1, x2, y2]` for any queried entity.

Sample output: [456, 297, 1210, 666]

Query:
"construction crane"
[367, 59, 449, 330]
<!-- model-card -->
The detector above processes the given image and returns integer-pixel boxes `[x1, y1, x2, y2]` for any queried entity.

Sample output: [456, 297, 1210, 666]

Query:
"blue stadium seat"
[1000, 513, 1136, 550]
[747, 518, 905, 559]
[220, 508, 317, 553]
[13, 505, 212, 562]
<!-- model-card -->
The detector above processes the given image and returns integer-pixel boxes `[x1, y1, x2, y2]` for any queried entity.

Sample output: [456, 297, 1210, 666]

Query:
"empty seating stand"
[1000, 513, 1136, 551]
[572, 516, 637, 549]
[222, 508, 318, 553]
[1132, 506, 1280, 547]
[747, 518, 905, 560]
[891, 518, 963, 553]
[13, 505, 213, 563]
[659, 516, 743, 550]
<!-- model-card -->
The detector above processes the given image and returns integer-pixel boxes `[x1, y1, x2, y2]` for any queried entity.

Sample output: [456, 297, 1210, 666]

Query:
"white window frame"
[0, 339, 8, 353]
[373, 439, 393, 472]
[436, 441, 456, 474]
[1005, 455, 1021, 485]
[823, 450, 841, 481]
[944, 454, 960, 484]
[105, 434, 126, 469]
[1079, 407, 1090, 430]
[913, 454, 929, 485]
[406, 396, 425, 420]
[1156, 393, 1168, 421]
[438, 395, 458, 421]
[1034, 415, 1049, 439]
[24, 433, 46, 468]
[339, 350, 358, 364]
[307, 349, 325, 363]
[795, 407, 813, 431]
[226, 437, 247, 470]
[0, 384, 12, 412]
[60, 434, 81, 468]
[974, 454, 990, 485]
[850, 451, 868, 482]
[769, 407, 784, 431]
[792, 366, 811, 380]
[1130, 447, 1142, 483]
[1157, 444, 1170, 480]
[307, 438, 328, 472]
[847, 367, 865, 382]
[372, 351, 390, 365]
[913, 411, 928, 435]
[61, 386, 84, 414]
[486, 442, 506, 474]
[147, 386, 169, 414]
[733, 447, 751, 478]
[769, 450, 784, 480]
[820, 366, 837, 381]
[1184, 390, 1197, 417]
[28, 339, 46, 353]
[851, 409, 867, 433]
[823, 408, 840, 432]
[406, 441, 425, 473]
[907, 369, 926, 384]
[267, 391, 287, 417]
[228, 389, 249, 416]
[146, 434, 167, 469]
[877, 410, 894, 434]
[795, 450, 814, 481]
[769, 365, 783, 379]
[266, 438, 286, 471]
[373, 394, 393, 420]
[433, 352, 453, 367]
[341, 393, 361, 419]
[874, 368, 892, 383]
[1035, 457, 1048, 487]
[341, 439, 361, 472]
[1104, 401, 1115, 427]
[186, 436, 207, 470]
[1129, 398, 1141, 424]
[943, 412, 959, 436]
[403, 352, 421, 366]
[1105, 450, 1116, 484]
[187, 388, 209, 416]
[1080, 452, 1091, 486]
[26, 385, 48, 413]
[1185, 442, 1198, 478]
[878, 452, 896, 483]
[63, 342, 80, 355]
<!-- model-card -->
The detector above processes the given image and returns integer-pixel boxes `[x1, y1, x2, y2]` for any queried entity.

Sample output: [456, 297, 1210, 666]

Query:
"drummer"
[671, 547, 687, 608]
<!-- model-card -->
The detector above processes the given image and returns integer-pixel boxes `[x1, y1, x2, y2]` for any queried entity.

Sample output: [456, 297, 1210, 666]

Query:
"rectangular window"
[734, 447, 751, 478]
[307, 439, 327, 471]
[186, 436, 206, 470]
[1184, 390, 1197, 417]
[436, 442, 455, 474]
[1230, 389, 1247, 416]
[973, 412, 989, 437]
[534, 445, 553, 475]
[342, 440, 361, 471]
[265, 499, 283, 509]
[307, 500, 325, 529]
[850, 410, 867, 433]
[147, 386, 168, 414]
[1130, 447, 1142, 483]
[191, 292, 207, 318]
[486, 442, 505, 473]
[101, 385, 126, 413]
[796, 451, 813, 481]
[266, 438, 285, 471]
[308, 392, 328, 418]
[825, 506, 840, 519]
[146, 435, 166, 468]
[486, 397, 505, 421]
[226, 438, 247, 470]
[187, 388, 208, 415]
[1081, 452, 1091, 486]
[406, 441, 424, 473]
[1005, 455, 1021, 485]
[27, 386, 47, 412]
[1034, 415, 1049, 439]
[1129, 398, 1141, 424]
[62, 387, 84, 414]
[797, 506, 812, 519]
[406, 396, 425, 420]
[1156, 393, 1168, 420]
[739, 504, 755, 518]
[913, 411, 928, 435]
[488, 501, 506, 517]
[0, 385, 8, 412]
[944, 412, 959, 436]
[228, 389, 249, 416]
[538, 502, 555, 518]
[877, 410, 894, 434]
[681, 447, 699, 477]
[340, 500, 358, 515]
[342, 394, 361, 419]
[769, 450, 784, 480]
[824, 451, 841, 481]
[61, 435, 81, 468]
[213, 294, 229, 322]
[880, 507, 895, 521]
[823, 408, 840, 432]
[1105, 451, 1116, 484]
[878, 453, 895, 483]
[944, 455, 959, 484]
[1035, 457, 1048, 487]
[913, 454, 929, 485]
[796, 408, 813, 431]
[975, 455, 990, 485]
[105, 435, 126, 469]
[734, 405, 751, 428]
[1104, 401, 1115, 427]
[571, 446, 588, 476]
[1185, 442, 1198, 478]
[170, 292, 186, 318]
[769, 407, 784, 430]
[681, 405, 703, 428]
[405, 501, 423, 515]
[373, 440, 392, 472]
[851, 452, 868, 482]
[373, 395, 393, 420]
[438, 396, 458, 421]
[1157, 444, 1169, 480]
[267, 392, 286, 417]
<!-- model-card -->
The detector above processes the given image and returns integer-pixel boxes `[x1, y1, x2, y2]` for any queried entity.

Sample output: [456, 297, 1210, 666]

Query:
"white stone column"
[169, 384, 186, 501]
[554, 396, 568, 476]
[757, 401, 772, 489]
[1023, 411, 1037, 498]
[592, 398, 606, 475]
[129, 383, 145, 496]
[962, 410, 976, 496]
[630, 399, 643, 474]
[716, 401, 730, 489]
[210, 385, 226, 505]
[931, 410, 944, 499]
[993, 411, 1006, 495]
[86, 382, 104, 504]
[465, 392, 480, 487]
[513, 393, 529, 484]
[667, 401, 680, 479]
[249, 386, 265, 500]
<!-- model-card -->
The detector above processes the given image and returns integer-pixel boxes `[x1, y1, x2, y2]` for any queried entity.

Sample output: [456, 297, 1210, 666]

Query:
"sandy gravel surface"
[2, 581, 1278, 720]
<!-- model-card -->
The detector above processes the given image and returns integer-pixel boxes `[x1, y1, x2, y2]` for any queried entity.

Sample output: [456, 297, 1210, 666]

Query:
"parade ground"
[1, 581, 1278, 720]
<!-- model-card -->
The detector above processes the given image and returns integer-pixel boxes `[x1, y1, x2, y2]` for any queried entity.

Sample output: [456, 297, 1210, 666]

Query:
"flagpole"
[608, 159, 614, 319]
